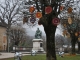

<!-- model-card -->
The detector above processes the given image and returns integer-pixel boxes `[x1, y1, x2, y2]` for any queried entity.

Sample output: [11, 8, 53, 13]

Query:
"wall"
[0, 27, 7, 51]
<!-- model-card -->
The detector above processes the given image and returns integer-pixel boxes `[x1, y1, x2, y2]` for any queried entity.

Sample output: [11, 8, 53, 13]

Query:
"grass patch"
[57, 55, 80, 60]
[2, 54, 80, 60]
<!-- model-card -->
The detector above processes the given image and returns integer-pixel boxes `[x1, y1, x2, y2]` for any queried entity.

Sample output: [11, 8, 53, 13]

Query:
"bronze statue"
[35, 28, 42, 39]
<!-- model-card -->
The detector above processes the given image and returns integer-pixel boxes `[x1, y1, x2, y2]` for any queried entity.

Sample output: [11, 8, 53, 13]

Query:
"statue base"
[32, 39, 44, 52]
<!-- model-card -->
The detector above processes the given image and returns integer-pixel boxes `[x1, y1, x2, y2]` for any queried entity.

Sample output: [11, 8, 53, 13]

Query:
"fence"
[13, 46, 33, 52]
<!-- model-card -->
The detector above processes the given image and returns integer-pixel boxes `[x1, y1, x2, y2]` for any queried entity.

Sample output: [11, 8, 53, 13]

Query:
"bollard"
[14, 52, 22, 60]
[59, 51, 64, 57]
[31, 50, 37, 56]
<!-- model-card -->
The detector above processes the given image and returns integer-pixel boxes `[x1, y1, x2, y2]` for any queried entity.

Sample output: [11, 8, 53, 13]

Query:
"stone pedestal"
[32, 39, 44, 52]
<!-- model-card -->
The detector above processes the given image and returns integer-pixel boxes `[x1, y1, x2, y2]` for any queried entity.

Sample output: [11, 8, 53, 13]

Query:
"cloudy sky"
[22, 23, 63, 36]
[1, 0, 80, 37]
[0, 0, 63, 36]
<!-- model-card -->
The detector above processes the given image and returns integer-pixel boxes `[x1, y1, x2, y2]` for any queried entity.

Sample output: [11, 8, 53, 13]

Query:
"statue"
[35, 28, 42, 39]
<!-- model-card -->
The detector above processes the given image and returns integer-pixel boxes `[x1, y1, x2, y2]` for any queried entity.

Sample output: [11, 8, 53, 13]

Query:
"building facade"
[0, 24, 7, 51]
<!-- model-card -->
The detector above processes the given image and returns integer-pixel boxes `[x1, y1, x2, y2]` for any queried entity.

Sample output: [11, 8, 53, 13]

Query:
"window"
[40, 43, 42, 47]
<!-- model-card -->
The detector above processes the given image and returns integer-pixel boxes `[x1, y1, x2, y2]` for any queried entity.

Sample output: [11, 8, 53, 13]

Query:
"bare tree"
[59, 0, 80, 54]
[21, 0, 66, 60]
[22, 0, 65, 60]
[55, 34, 65, 48]
[9, 24, 26, 51]
[0, 0, 22, 28]
[0, 0, 23, 52]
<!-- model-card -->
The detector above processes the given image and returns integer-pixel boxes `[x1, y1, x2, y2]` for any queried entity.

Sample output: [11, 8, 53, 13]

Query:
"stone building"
[0, 23, 7, 51]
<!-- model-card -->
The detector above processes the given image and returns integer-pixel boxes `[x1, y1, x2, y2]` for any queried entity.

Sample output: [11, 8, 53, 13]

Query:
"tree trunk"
[78, 42, 80, 53]
[71, 40, 75, 54]
[71, 35, 76, 54]
[44, 25, 57, 60]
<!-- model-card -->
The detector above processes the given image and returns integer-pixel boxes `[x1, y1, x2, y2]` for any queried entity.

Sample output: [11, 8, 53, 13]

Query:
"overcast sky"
[1, 0, 80, 37]
[0, 0, 63, 36]
[22, 23, 63, 36]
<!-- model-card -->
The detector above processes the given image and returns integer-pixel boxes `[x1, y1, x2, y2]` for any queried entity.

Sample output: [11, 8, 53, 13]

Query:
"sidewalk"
[0, 52, 30, 59]
[0, 52, 15, 59]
